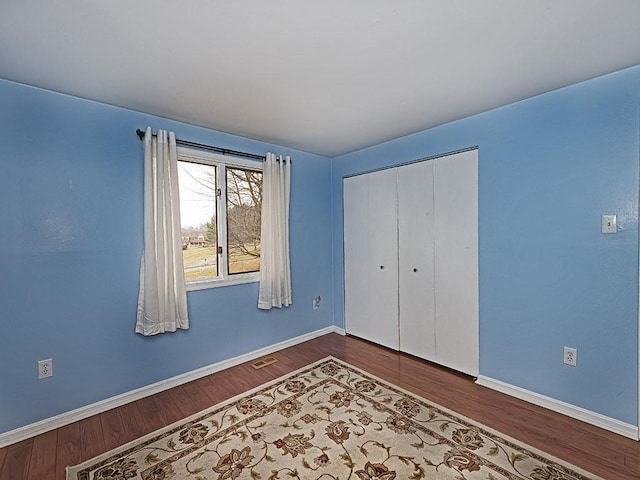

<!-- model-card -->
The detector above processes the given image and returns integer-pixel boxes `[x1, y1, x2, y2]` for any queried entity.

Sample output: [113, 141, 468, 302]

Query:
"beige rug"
[67, 357, 603, 480]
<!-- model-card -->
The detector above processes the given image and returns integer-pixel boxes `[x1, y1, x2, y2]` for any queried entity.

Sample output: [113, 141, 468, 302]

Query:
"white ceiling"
[1, 1, 640, 158]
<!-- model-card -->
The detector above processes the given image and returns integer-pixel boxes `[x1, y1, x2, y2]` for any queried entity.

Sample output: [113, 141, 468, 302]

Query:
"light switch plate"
[601, 214, 617, 234]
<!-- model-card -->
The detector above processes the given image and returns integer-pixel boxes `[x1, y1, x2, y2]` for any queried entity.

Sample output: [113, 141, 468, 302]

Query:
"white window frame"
[177, 146, 263, 291]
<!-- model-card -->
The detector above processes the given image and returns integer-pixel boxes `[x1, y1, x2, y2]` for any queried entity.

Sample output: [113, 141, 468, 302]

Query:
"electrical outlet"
[38, 358, 53, 379]
[312, 296, 321, 310]
[563, 347, 577, 367]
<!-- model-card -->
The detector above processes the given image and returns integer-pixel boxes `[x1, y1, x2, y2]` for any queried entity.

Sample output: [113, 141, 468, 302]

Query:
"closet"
[343, 149, 478, 376]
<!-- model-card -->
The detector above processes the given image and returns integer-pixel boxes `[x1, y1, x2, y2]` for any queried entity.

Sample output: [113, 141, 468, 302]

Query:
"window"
[176, 147, 263, 290]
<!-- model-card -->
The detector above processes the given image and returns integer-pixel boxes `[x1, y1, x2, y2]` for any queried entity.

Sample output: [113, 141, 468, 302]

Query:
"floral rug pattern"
[67, 357, 602, 480]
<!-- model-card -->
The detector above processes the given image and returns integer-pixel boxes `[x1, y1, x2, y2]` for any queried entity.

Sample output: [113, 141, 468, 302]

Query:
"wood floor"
[1, 333, 638, 479]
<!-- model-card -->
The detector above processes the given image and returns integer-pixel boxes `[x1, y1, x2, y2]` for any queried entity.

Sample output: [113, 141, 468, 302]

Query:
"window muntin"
[176, 148, 262, 289]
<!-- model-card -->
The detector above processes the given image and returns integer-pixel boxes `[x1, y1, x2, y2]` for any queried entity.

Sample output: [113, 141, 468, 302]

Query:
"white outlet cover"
[563, 347, 577, 366]
[601, 214, 617, 234]
[38, 358, 53, 379]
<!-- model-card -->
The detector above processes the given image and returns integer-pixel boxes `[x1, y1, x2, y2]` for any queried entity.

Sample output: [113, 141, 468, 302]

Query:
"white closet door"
[398, 161, 436, 361]
[344, 174, 370, 343]
[433, 150, 479, 376]
[344, 168, 399, 350]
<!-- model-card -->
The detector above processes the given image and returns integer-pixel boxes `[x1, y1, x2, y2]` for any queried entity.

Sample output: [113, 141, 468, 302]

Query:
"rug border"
[328, 357, 606, 480]
[66, 355, 605, 480]
[66, 356, 336, 478]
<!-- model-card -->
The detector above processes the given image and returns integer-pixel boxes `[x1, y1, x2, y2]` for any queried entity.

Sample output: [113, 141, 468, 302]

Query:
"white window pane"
[226, 167, 262, 274]
[177, 161, 218, 280]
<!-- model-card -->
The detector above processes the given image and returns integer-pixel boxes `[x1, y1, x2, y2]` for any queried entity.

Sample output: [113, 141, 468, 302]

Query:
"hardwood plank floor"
[1, 441, 31, 480]
[53, 423, 80, 480]
[77, 415, 105, 465]
[27, 429, 56, 480]
[1, 333, 638, 479]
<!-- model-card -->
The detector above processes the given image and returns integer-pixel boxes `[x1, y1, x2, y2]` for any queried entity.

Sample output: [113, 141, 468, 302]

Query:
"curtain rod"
[136, 129, 266, 161]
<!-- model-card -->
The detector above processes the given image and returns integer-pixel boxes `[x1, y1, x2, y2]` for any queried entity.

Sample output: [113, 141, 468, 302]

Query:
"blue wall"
[2, 64, 639, 436]
[332, 66, 640, 425]
[0, 80, 334, 434]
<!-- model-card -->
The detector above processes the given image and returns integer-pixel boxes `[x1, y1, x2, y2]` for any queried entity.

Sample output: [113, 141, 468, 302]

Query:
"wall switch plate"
[563, 347, 577, 366]
[601, 214, 617, 234]
[38, 358, 53, 379]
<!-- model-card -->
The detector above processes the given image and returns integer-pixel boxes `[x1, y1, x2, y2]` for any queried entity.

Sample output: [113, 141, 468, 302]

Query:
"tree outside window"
[177, 150, 262, 288]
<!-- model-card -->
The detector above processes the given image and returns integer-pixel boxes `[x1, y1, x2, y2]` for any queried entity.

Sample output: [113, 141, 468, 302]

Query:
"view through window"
[177, 151, 262, 286]
[226, 167, 262, 274]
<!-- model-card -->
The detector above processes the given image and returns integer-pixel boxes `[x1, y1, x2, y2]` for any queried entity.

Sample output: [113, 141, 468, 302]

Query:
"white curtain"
[258, 153, 292, 309]
[136, 127, 189, 335]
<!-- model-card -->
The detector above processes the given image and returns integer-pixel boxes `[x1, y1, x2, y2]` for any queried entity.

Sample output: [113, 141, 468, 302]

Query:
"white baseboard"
[476, 375, 639, 440]
[0, 325, 345, 448]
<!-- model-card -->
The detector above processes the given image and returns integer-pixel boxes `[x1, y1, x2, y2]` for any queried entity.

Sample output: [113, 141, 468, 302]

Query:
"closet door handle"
[380, 265, 384, 269]
[413, 268, 418, 272]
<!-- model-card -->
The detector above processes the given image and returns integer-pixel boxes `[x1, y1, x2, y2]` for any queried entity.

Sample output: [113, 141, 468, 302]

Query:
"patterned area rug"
[67, 357, 603, 480]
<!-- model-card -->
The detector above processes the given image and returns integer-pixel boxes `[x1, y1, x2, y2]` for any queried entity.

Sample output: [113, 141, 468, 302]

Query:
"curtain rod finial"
[136, 129, 145, 140]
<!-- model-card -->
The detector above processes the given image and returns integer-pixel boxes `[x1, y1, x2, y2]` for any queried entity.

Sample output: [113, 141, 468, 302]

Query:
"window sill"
[186, 273, 260, 291]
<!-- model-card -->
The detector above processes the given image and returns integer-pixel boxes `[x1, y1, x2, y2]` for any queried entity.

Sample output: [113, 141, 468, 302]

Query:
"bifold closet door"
[397, 161, 436, 361]
[433, 150, 479, 376]
[343, 168, 399, 350]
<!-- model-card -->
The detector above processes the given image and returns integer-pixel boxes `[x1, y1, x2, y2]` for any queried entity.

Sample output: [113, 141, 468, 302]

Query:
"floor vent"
[251, 356, 278, 369]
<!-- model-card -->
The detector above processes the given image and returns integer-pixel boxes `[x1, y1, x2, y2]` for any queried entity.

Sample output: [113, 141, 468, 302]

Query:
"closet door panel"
[344, 168, 399, 350]
[433, 150, 479, 376]
[365, 168, 399, 349]
[397, 161, 436, 361]
[344, 174, 372, 344]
